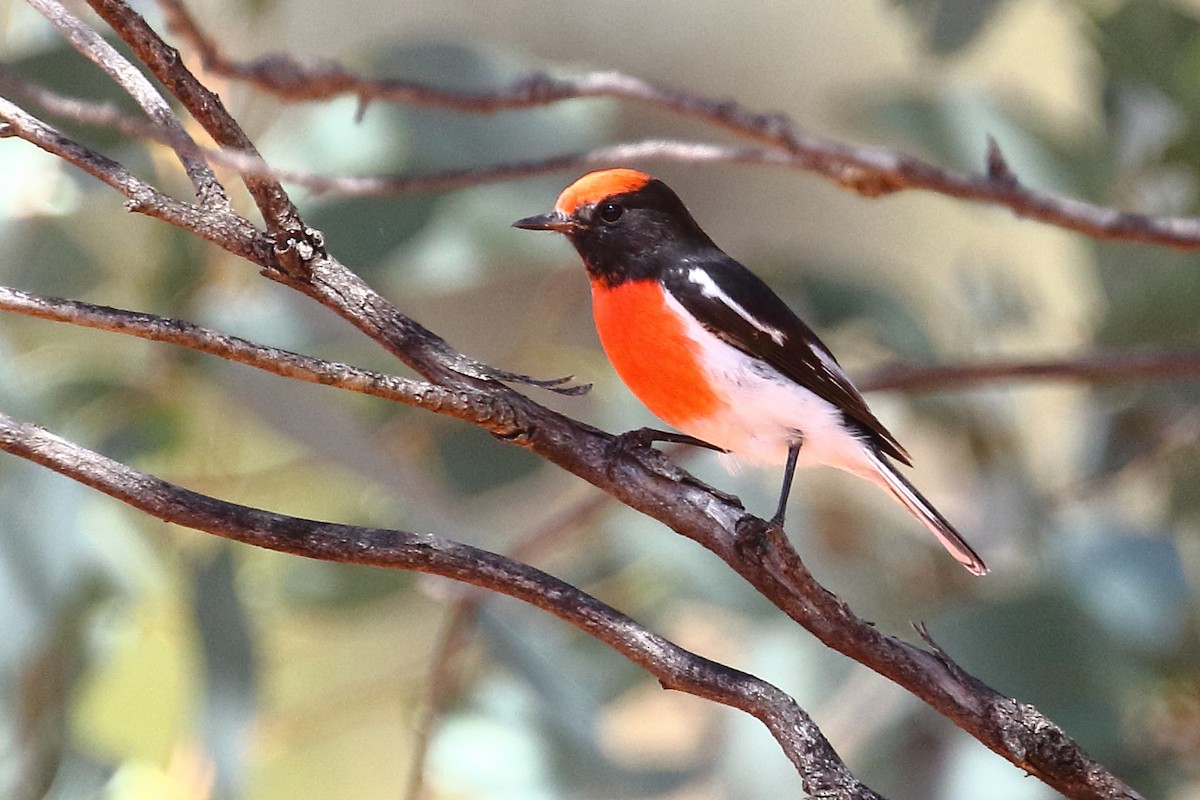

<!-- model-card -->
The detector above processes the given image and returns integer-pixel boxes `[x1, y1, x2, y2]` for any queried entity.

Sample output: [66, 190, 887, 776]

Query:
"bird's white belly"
[664, 296, 877, 478]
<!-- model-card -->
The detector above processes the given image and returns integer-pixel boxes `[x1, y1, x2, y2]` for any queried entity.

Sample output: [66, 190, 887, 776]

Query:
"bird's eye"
[598, 202, 624, 224]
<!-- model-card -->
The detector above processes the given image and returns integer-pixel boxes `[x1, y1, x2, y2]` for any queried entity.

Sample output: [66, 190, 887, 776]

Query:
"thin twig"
[0, 69, 791, 195]
[24, 0, 230, 210]
[158, 0, 1200, 250]
[0, 285, 439, 404]
[0, 409, 884, 800]
[861, 349, 1200, 393]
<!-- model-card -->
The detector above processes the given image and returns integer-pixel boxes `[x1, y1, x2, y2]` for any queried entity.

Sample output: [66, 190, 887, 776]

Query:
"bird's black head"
[513, 169, 718, 286]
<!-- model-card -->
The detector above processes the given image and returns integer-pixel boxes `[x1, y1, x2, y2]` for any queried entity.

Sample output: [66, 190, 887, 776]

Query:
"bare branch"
[0, 284, 439, 403]
[24, 0, 230, 210]
[0, 80, 554, 405]
[862, 349, 1200, 393]
[0, 409, 884, 800]
[159, 0, 1200, 250]
[0, 71, 790, 196]
[0, 97, 584, 396]
[23, 2, 585, 394]
[0, 286, 591, 416]
[254, 140, 788, 198]
[0, 69, 268, 173]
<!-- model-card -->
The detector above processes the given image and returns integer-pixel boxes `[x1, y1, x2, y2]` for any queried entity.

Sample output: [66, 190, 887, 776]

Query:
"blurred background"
[2, 0, 1199, 797]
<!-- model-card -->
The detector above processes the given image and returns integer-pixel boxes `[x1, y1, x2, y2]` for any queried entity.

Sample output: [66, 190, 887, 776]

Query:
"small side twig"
[985, 136, 1018, 186]
[87, 0, 301, 236]
[26, 0, 231, 210]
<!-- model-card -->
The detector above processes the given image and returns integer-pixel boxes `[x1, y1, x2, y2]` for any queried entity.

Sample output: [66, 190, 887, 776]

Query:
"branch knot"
[514, 72, 564, 103]
[271, 226, 326, 280]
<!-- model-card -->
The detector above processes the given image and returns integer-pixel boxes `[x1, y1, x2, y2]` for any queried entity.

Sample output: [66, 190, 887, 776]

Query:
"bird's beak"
[512, 211, 575, 233]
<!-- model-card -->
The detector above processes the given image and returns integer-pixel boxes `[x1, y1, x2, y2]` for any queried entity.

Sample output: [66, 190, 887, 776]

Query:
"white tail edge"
[865, 451, 989, 576]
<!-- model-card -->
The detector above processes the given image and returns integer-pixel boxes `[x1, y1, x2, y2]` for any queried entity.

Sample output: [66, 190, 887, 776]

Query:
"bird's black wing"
[662, 255, 910, 464]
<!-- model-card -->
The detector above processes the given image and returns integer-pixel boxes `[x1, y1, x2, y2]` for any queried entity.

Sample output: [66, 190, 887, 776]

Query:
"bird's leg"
[611, 427, 727, 455]
[769, 438, 803, 528]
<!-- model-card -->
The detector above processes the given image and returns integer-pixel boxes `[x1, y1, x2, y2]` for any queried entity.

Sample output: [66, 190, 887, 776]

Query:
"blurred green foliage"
[2, 1, 1200, 799]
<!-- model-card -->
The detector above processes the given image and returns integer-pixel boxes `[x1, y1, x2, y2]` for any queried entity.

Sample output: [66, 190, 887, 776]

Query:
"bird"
[513, 168, 987, 575]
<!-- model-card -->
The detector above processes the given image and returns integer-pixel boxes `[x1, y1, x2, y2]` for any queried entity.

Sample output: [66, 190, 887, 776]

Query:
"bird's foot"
[733, 514, 776, 558]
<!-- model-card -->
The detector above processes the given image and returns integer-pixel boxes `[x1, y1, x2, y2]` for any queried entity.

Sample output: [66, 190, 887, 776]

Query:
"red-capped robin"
[514, 168, 987, 575]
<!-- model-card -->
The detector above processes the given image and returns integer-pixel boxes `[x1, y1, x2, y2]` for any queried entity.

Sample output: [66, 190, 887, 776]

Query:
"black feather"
[661, 256, 911, 465]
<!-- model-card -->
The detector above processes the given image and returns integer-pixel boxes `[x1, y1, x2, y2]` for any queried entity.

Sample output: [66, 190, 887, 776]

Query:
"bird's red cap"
[554, 168, 653, 215]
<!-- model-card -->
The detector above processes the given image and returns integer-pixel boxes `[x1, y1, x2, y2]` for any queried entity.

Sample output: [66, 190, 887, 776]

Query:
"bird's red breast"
[589, 277, 724, 428]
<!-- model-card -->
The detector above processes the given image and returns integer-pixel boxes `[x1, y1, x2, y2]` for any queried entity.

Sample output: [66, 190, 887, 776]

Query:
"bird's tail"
[864, 450, 989, 576]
